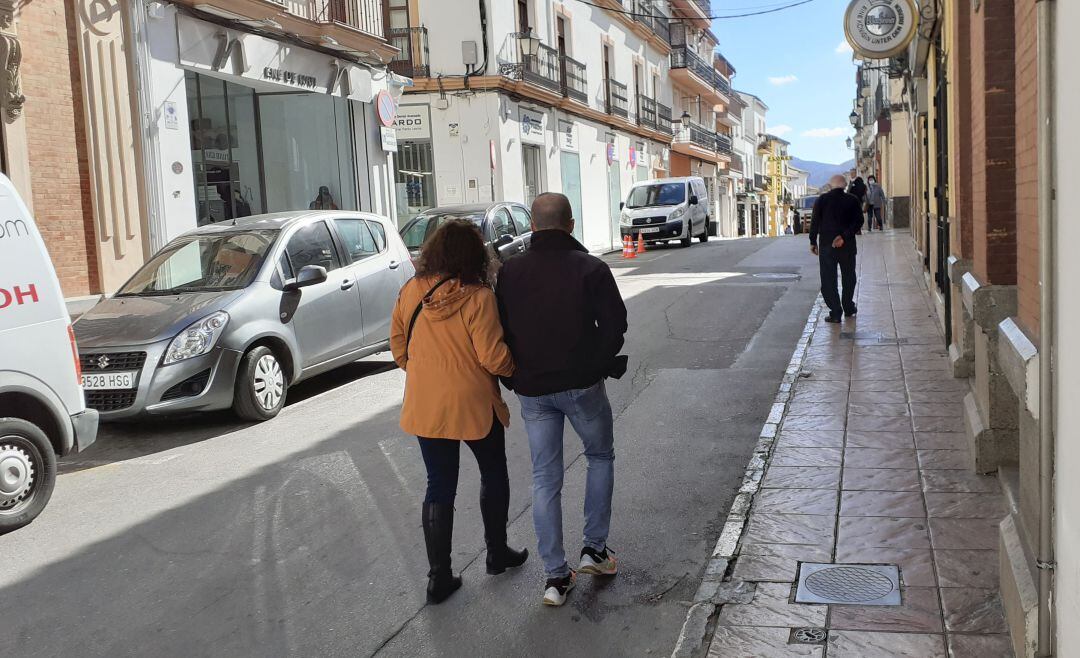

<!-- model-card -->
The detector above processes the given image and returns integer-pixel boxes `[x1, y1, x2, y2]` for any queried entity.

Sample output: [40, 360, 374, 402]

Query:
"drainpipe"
[1036, 0, 1056, 655]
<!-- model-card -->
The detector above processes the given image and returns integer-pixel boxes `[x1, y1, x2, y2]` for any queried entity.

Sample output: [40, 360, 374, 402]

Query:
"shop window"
[286, 221, 342, 273]
[394, 141, 436, 225]
[522, 145, 544, 205]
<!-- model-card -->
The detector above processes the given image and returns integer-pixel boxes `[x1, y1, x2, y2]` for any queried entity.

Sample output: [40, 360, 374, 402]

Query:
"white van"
[0, 174, 97, 534]
[619, 176, 710, 248]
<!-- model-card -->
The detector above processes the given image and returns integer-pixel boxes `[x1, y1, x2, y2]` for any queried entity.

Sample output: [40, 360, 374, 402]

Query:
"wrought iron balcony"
[638, 95, 657, 130]
[560, 54, 588, 104]
[606, 78, 629, 118]
[674, 120, 717, 151]
[754, 173, 768, 190]
[670, 46, 731, 99]
[324, 0, 384, 37]
[716, 132, 733, 155]
[499, 33, 562, 93]
[657, 102, 674, 135]
[631, 0, 671, 44]
[388, 27, 429, 78]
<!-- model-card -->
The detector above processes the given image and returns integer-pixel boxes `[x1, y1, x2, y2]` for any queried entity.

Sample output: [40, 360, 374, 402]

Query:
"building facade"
[389, 0, 740, 252]
[851, 58, 911, 228]
[734, 90, 768, 237]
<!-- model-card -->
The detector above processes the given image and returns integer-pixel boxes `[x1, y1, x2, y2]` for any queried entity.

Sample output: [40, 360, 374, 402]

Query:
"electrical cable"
[575, 0, 816, 20]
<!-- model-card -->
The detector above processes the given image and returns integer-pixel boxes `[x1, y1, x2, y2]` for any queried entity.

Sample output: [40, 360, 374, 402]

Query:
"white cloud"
[768, 75, 798, 86]
[769, 124, 793, 137]
[836, 40, 853, 54]
[802, 126, 849, 138]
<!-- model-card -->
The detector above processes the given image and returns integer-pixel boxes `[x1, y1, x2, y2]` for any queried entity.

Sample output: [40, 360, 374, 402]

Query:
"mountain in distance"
[790, 158, 855, 189]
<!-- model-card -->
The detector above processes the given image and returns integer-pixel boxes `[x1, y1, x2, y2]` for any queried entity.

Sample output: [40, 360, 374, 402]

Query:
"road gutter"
[671, 296, 823, 658]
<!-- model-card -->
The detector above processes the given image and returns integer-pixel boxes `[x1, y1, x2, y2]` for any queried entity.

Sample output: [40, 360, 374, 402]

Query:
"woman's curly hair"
[415, 219, 493, 286]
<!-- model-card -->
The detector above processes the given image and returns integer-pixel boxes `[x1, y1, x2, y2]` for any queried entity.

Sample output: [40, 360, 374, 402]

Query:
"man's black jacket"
[809, 188, 864, 250]
[495, 229, 628, 397]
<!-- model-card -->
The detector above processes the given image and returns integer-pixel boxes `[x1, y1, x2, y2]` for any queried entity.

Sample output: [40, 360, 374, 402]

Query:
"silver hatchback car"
[73, 211, 415, 421]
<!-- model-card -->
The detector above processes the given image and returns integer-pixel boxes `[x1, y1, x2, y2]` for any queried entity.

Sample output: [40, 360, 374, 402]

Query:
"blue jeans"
[517, 382, 615, 578]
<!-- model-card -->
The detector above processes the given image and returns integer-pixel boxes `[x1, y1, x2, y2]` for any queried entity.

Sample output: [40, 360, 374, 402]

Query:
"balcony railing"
[716, 132, 733, 155]
[754, 173, 768, 190]
[670, 46, 731, 99]
[674, 120, 717, 151]
[631, 0, 671, 44]
[499, 33, 562, 92]
[691, 0, 711, 16]
[388, 26, 429, 78]
[324, 0, 384, 37]
[560, 54, 588, 104]
[638, 94, 657, 130]
[606, 78, 629, 118]
[657, 102, 673, 134]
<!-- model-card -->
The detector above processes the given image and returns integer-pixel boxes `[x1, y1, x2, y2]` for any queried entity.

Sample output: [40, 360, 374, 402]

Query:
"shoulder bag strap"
[405, 276, 453, 356]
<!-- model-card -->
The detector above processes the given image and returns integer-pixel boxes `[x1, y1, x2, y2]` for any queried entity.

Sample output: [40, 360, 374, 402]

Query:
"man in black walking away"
[810, 175, 864, 323]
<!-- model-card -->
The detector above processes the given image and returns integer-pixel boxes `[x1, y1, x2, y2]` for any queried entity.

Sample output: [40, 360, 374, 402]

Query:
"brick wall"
[951, 0, 974, 259]
[1014, 0, 1040, 337]
[971, 0, 1018, 285]
[18, 0, 99, 298]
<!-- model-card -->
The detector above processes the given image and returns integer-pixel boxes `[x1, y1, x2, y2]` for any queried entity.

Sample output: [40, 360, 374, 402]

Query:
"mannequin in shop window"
[310, 186, 340, 210]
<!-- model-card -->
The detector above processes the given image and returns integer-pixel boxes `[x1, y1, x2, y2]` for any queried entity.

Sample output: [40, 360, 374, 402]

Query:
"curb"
[671, 296, 824, 658]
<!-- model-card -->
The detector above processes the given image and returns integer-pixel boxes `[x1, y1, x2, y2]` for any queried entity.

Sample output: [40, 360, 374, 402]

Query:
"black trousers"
[417, 418, 509, 505]
[819, 243, 857, 317]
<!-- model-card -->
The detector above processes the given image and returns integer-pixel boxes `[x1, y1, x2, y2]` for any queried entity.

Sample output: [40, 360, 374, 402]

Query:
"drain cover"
[753, 272, 800, 280]
[794, 563, 901, 606]
[790, 628, 827, 645]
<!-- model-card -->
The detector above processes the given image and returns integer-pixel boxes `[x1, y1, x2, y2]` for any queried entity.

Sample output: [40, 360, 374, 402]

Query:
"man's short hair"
[829, 174, 848, 190]
[531, 193, 574, 231]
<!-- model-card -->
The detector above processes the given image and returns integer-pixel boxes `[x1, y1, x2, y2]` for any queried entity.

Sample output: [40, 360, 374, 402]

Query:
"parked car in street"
[0, 174, 98, 534]
[73, 211, 414, 422]
[619, 177, 710, 247]
[399, 202, 533, 262]
[794, 194, 820, 232]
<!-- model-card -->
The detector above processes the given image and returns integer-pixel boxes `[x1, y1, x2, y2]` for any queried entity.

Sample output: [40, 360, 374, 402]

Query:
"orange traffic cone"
[622, 235, 632, 258]
[627, 235, 637, 259]
[636, 233, 646, 255]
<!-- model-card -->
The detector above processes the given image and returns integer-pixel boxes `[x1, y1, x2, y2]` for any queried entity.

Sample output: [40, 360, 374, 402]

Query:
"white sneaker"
[542, 571, 577, 606]
[578, 546, 618, 576]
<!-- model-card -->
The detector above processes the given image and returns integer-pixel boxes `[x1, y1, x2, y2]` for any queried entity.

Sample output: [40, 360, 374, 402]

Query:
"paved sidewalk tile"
[709, 234, 1011, 658]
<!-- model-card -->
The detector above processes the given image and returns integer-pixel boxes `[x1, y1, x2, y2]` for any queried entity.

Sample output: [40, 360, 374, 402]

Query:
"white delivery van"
[619, 176, 710, 248]
[0, 174, 97, 534]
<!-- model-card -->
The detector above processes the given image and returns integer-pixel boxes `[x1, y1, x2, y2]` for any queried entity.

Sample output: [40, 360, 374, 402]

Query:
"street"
[0, 236, 819, 658]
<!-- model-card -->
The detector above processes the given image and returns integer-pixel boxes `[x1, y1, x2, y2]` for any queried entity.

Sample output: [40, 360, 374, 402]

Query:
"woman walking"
[390, 221, 528, 604]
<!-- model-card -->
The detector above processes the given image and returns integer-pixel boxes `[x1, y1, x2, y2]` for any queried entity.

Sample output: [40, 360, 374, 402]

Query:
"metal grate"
[794, 563, 901, 606]
[85, 390, 138, 412]
[790, 628, 827, 645]
[80, 351, 147, 372]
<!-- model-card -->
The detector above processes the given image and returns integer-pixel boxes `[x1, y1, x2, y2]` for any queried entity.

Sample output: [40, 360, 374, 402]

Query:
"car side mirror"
[689, 195, 699, 206]
[284, 265, 327, 291]
[494, 234, 514, 248]
[619, 201, 625, 210]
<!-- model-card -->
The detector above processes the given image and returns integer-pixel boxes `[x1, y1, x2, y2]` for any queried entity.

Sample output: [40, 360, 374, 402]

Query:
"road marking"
[378, 440, 412, 492]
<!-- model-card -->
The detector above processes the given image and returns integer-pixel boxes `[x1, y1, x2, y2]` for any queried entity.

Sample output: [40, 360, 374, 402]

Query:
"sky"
[708, 0, 858, 164]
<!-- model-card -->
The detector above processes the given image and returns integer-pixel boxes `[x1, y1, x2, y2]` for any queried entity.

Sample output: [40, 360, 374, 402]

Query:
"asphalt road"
[0, 235, 820, 658]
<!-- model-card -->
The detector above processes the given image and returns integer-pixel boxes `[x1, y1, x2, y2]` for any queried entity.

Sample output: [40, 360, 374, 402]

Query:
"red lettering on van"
[0, 284, 39, 309]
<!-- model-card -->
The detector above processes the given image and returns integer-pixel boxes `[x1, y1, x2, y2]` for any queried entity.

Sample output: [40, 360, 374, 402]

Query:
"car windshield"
[117, 230, 278, 296]
[402, 211, 485, 250]
[626, 183, 686, 209]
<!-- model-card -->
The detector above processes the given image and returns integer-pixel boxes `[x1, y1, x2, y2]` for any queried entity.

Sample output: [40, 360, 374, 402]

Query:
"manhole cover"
[753, 272, 800, 280]
[794, 563, 901, 606]
[791, 628, 827, 645]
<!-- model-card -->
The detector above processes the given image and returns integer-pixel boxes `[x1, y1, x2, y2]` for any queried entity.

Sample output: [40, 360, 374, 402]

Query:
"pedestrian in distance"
[847, 176, 868, 232]
[810, 175, 865, 323]
[495, 192, 629, 607]
[389, 220, 529, 605]
[866, 175, 887, 231]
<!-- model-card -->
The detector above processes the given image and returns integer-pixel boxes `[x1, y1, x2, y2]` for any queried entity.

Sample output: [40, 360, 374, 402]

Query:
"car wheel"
[0, 418, 56, 535]
[680, 222, 693, 248]
[233, 346, 287, 421]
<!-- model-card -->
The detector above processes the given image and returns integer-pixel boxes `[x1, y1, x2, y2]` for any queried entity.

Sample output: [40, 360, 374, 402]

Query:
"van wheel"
[680, 223, 693, 248]
[699, 219, 710, 243]
[233, 346, 287, 422]
[0, 418, 56, 535]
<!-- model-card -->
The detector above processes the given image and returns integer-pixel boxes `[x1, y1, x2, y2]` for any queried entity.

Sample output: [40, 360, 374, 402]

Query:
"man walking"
[810, 175, 864, 323]
[866, 176, 886, 231]
[496, 192, 628, 607]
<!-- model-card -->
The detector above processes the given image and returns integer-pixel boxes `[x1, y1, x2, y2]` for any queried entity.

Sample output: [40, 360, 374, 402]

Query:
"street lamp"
[680, 109, 691, 131]
[518, 29, 540, 58]
[846, 136, 853, 149]
[849, 110, 858, 126]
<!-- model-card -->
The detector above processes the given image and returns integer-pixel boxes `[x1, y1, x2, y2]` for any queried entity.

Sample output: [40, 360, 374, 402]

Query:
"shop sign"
[177, 15, 378, 103]
[519, 108, 546, 145]
[164, 101, 178, 130]
[558, 120, 577, 152]
[843, 0, 919, 59]
[394, 105, 431, 140]
[380, 126, 398, 152]
[203, 149, 230, 163]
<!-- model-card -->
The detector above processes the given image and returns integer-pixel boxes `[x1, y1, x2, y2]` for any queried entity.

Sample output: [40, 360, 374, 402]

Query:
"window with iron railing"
[670, 46, 729, 98]
[560, 55, 588, 104]
[715, 132, 733, 155]
[500, 33, 562, 92]
[606, 78, 629, 118]
[657, 102, 673, 134]
[638, 95, 657, 129]
[675, 120, 718, 151]
[388, 26, 429, 78]
[324, 0, 384, 37]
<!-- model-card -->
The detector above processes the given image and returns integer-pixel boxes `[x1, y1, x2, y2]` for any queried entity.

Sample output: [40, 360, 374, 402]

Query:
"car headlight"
[163, 311, 229, 365]
[620, 212, 632, 225]
[670, 206, 687, 220]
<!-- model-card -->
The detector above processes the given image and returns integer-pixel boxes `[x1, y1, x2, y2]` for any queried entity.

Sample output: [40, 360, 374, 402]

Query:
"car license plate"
[81, 371, 137, 390]
[639, 227, 661, 234]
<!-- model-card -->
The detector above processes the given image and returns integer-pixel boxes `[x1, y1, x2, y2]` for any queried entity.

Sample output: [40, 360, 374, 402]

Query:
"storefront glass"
[393, 141, 436, 227]
[185, 72, 357, 226]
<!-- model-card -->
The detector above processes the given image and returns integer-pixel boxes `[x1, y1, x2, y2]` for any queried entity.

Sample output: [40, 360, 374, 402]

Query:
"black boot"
[480, 484, 529, 575]
[422, 502, 462, 604]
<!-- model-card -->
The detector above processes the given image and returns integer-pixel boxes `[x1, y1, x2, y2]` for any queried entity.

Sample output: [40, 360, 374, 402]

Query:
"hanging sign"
[380, 126, 398, 152]
[843, 0, 919, 59]
[377, 90, 397, 128]
[628, 146, 638, 169]
[606, 142, 616, 166]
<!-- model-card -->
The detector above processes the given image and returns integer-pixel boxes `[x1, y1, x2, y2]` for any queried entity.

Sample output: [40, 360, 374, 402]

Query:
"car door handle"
[340, 279, 355, 290]
[389, 260, 400, 270]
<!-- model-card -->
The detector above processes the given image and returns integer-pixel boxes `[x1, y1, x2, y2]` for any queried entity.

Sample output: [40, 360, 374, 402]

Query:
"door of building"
[560, 151, 584, 243]
[607, 152, 621, 249]
[522, 144, 543, 204]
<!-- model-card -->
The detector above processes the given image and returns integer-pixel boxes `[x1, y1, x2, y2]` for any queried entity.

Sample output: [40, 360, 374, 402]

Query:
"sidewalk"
[696, 231, 1013, 657]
